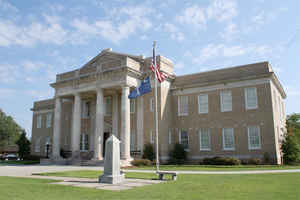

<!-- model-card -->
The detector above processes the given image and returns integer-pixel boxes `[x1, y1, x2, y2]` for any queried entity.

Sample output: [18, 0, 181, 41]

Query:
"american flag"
[150, 44, 167, 83]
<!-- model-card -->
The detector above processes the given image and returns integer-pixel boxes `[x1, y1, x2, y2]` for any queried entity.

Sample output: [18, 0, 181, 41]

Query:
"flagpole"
[153, 41, 159, 173]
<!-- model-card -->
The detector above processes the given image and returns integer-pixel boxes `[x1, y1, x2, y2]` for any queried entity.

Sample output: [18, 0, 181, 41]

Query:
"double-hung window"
[82, 101, 91, 118]
[248, 126, 261, 150]
[80, 134, 89, 151]
[198, 94, 208, 114]
[46, 113, 52, 128]
[150, 130, 154, 144]
[245, 87, 258, 110]
[220, 91, 232, 112]
[150, 98, 154, 112]
[178, 96, 188, 116]
[104, 97, 112, 116]
[130, 131, 136, 151]
[222, 128, 235, 150]
[130, 99, 135, 113]
[199, 128, 211, 151]
[35, 136, 41, 152]
[37, 115, 42, 128]
[179, 129, 189, 150]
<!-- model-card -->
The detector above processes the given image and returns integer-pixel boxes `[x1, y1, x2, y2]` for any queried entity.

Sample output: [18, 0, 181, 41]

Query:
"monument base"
[99, 173, 125, 184]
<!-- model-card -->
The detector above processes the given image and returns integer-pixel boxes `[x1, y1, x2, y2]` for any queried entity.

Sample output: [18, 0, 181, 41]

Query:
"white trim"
[199, 128, 211, 151]
[172, 78, 271, 96]
[33, 109, 54, 114]
[248, 126, 261, 150]
[245, 87, 258, 110]
[222, 128, 235, 151]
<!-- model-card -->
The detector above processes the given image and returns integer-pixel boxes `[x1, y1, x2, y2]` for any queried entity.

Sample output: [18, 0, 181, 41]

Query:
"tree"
[142, 143, 155, 161]
[0, 109, 22, 148]
[16, 130, 31, 159]
[281, 113, 300, 164]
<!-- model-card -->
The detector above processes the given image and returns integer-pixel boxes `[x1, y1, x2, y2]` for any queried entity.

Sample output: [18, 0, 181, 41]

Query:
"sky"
[0, 0, 299, 138]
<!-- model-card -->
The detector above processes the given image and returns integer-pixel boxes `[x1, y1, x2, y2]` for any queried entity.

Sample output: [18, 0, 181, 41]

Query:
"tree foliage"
[16, 130, 31, 159]
[282, 113, 300, 164]
[0, 109, 22, 148]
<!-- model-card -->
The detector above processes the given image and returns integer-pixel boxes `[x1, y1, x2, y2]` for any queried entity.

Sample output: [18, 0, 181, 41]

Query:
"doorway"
[102, 132, 110, 157]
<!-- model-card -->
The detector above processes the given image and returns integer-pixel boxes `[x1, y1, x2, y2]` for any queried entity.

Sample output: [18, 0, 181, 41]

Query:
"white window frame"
[104, 96, 112, 116]
[199, 128, 211, 151]
[179, 129, 189, 150]
[220, 91, 232, 112]
[150, 98, 154, 112]
[198, 94, 209, 114]
[37, 115, 42, 128]
[245, 87, 258, 110]
[248, 126, 261, 150]
[178, 96, 188, 116]
[168, 129, 172, 145]
[130, 99, 135, 113]
[46, 113, 52, 128]
[35, 136, 41, 153]
[222, 128, 235, 151]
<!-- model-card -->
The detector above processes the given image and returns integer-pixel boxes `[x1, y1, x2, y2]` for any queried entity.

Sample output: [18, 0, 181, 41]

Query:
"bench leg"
[159, 174, 163, 180]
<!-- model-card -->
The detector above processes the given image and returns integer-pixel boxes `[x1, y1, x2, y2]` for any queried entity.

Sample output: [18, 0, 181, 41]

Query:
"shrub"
[201, 156, 241, 165]
[168, 143, 187, 164]
[247, 158, 262, 165]
[142, 143, 155, 161]
[281, 134, 300, 164]
[23, 154, 43, 161]
[263, 152, 271, 164]
[131, 159, 152, 166]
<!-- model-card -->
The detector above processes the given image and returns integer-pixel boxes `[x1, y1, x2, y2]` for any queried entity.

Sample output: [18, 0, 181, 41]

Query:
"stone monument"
[99, 135, 125, 184]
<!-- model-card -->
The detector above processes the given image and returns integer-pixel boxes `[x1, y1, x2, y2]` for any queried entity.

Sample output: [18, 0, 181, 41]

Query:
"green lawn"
[2, 172, 300, 200]
[125, 164, 300, 171]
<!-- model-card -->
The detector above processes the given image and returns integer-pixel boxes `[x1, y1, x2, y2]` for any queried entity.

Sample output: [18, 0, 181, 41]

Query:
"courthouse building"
[31, 48, 286, 164]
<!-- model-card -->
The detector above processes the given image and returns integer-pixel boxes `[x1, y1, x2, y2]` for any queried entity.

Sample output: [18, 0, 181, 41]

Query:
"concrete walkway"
[2, 164, 300, 177]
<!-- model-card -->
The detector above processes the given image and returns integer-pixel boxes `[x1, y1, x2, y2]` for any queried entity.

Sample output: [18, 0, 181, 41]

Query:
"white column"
[71, 93, 81, 156]
[94, 88, 104, 160]
[112, 94, 118, 136]
[52, 97, 62, 159]
[121, 86, 131, 160]
[137, 96, 144, 153]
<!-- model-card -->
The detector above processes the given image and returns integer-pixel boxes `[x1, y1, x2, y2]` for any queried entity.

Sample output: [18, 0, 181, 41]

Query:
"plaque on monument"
[99, 135, 125, 184]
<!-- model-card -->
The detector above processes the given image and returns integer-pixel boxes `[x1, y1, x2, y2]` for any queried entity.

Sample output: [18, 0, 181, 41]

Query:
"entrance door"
[102, 132, 110, 157]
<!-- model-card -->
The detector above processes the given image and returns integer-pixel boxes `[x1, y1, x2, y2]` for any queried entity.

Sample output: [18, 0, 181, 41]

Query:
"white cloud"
[176, 0, 237, 29]
[22, 61, 45, 71]
[164, 23, 184, 41]
[0, 88, 16, 98]
[0, 63, 18, 83]
[176, 5, 206, 29]
[192, 43, 273, 64]
[207, 0, 237, 22]
[0, 0, 18, 13]
[71, 5, 153, 44]
[220, 23, 239, 41]
[174, 61, 185, 69]
[0, 15, 68, 47]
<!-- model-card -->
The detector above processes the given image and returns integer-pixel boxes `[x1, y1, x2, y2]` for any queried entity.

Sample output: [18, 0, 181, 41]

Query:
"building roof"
[31, 99, 55, 111]
[172, 61, 286, 98]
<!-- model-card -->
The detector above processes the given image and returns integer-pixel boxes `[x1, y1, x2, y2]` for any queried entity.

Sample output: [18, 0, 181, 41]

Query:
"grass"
[34, 170, 160, 180]
[0, 160, 40, 165]
[2, 172, 300, 199]
[125, 164, 300, 171]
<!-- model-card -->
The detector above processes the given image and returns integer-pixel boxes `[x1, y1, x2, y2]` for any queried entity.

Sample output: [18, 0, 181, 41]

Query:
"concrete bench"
[157, 171, 178, 181]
